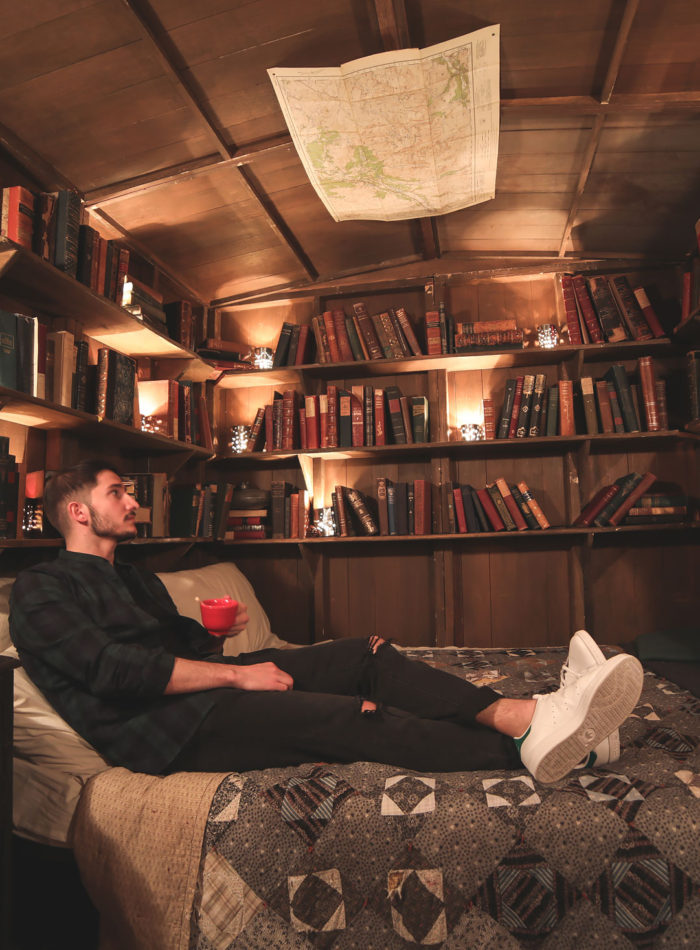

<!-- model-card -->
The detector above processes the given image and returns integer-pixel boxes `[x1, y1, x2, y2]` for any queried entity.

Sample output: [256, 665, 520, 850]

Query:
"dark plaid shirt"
[9, 549, 227, 774]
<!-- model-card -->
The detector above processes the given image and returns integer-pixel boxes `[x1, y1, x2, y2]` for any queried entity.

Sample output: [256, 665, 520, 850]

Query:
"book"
[376, 477, 390, 535]
[452, 486, 468, 533]
[246, 407, 266, 451]
[352, 302, 383, 360]
[545, 385, 559, 436]
[508, 376, 524, 438]
[606, 472, 657, 526]
[34, 192, 57, 262]
[637, 356, 660, 431]
[632, 286, 666, 338]
[482, 397, 497, 439]
[15, 313, 38, 398]
[1, 186, 36, 250]
[495, 477, 528, 530]
[272, 322, 294, 367]
[0, 310, 17, 391]
[311, 316, 329, 363]
[486, 482, 516, 530]
[350, 386, 364, 447]
[476, 487, 505, 531]
[363, 385, 374, 446]
[345, 488, 379, 535]
[394, 307, 423, 356]
[47, 328, 74, 407]
[304, 395, 320, 449]
[271, 481, 293, 538]
[410, 395, 429, 443]
[413, 479, 432, 535]
[370, 311, 394, 358]
[528, 374, 547, 437]
[606, 381, 625, 432]
[460, 485, 481, 532]
[560, 274, 583, 344]
[515, 374, 535, 437]
[54, 190, 81, 278]
[332, 310, 355, 362]
[374, 388, 386, 446]
[572, 276, 604, 343]
[607, 275, 653, 341]
[295, 324, 314, 365]
[594, 379, 614, 433]
[338, 389, 353, 447]
[587, 276, 629, 343]
[510, 483, 539, 530]
[516, 481, 551, 529]
[385, 385, 407, 443]
[593, 472, 646, 526]
[558, 379, 575, 435]
[424, 310, 443, 355]
[579, 376, 599, 434]
[604, 364, 640, 432]
[573, 484, 620, 527]
[344, 314, 366, 362]
[470, 488, 491, 532]
[497, 379, 517, 439]
[322, 311, 342, 362]
[399, 396, 414, 444]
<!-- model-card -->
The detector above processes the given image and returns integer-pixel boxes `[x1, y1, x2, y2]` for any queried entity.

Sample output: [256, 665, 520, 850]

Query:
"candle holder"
[250, 346, 274, 370]
[536, 323, 559, 349]
[230, 425, 251, 454]
[460, 423, 485, 442]
[140, 414, 168, 435]
[311, 506, 337, 537]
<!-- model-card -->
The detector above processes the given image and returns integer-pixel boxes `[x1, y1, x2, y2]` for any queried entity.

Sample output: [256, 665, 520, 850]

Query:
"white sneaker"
[519, 653, 643, 784]
[561, 630, 620, 767]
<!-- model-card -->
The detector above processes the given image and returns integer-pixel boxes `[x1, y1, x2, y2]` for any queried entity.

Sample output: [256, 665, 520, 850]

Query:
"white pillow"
[156, 561, 289, 655]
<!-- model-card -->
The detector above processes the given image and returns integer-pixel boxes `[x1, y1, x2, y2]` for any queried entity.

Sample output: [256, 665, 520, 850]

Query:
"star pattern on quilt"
[209, 774, 245, 824]
[630, 701, 660, 721]
[198, 850, 265, 947]
[472, 839, 581, 944]
[590, 825, 696, 943]
[633, 726, 699, 761]
[381, 775, 436, 815]
[265, 766, 357, 846]
[288, 868, 346, 933]
[482, 775, 541, 808]
[674, 770, 700, 798]
[566, 771, 660, 823]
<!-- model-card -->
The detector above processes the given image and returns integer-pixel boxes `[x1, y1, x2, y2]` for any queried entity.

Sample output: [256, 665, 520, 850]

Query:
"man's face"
[85, 470, 140, 541]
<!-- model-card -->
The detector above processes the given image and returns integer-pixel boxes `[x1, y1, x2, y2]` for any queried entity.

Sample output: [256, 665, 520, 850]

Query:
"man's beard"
[86, 504, 137, 541]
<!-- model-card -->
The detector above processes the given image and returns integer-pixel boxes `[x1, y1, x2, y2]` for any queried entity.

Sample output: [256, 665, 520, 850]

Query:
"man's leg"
[167, 686, 521, 775]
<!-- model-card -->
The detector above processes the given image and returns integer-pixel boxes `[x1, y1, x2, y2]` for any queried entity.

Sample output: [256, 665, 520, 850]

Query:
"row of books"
[444, 478, 550, 534]
[561, 272, 666, 345]
[246, 384, 429, 452]
[573, 475, 692, 527]
[492, 358, 669, 439]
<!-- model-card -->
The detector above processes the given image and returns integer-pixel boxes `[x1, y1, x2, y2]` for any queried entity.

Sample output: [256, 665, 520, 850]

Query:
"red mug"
[200, 596, 239, 636]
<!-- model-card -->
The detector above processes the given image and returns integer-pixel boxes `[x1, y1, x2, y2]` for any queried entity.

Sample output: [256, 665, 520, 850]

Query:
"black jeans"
[168, 638, 520, 774]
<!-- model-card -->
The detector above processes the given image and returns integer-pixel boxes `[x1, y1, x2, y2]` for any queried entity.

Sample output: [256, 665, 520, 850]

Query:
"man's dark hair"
[44, 459, 124, 536]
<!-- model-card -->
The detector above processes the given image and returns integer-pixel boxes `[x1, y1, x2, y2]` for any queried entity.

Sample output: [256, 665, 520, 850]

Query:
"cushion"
[0, 575, 13, 652]
[156, 561, 288, 655]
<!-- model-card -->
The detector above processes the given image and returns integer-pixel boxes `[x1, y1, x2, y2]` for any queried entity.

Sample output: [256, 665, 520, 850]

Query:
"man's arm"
[164, 657, 293, 694]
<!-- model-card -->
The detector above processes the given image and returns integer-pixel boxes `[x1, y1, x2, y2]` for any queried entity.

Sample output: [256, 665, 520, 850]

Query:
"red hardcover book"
[655, 379, 668, 429]
[334, 485, 350, 537]
[680, 270, 693, 323]
[424, 311, 443, 355]
[304, 395, 320, 449]
[571, 276, 604, 343]
[298, 407, 307, 450]
[608, 275, 653, 341]
[0, 186, 36, 250]
[413, 479, 432, 535]
[595, 380, 614, 433]
[495, 477, 528, 530]
[351, 302, 383, 360]
[374, 388, 386, 446]
[573, 484, 619, 526]
[289, 492, 300, 539]
[637, 356, 660, 431]
[246, 406, 266, 451]
[332, 309, 355, 362]
[326, 384, 339, 448]
[350, 386, 364, 447]
[452, 487, 468, 533]
[399, 395, 414, 444]
[294, 324, 313, 365]
[476, 488, 505, 531]
[482, 397, 496, 439]
[281, 390, 299, 449]
[558, 379, 575, 435]
[508, 377, 524, 438]
[632, 287, 666, 338]
[560, 274, 583, 344]
[322, 311, 342, 362]
[607, 472, 657, 526]
[318, 394, 329, 448]
[264, 404, 274, 451]
[606, 382, 625, 432]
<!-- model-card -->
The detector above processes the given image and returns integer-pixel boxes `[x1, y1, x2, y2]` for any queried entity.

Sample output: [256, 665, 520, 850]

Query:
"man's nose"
[126, 494, 140, 510]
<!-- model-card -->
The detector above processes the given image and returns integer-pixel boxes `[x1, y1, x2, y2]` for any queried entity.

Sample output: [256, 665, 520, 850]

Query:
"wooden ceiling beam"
[558, 0, 639, 257]
[0, 120, 76, 192]
[119, 0, 317, 281]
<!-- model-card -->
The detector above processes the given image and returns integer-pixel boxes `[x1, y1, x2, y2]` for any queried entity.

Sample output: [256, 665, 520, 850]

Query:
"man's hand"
[222, 602, 250, 638]
[231, 662, 293, 692]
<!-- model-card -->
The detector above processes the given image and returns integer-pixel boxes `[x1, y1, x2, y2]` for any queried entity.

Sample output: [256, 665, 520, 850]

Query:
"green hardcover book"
[497, 379, 517, 438]
[604, 364, 640, 432]
[545, 385, 559, 436]
[0, 310, 17, 391]
[344, 314, 365, 361]
[385, 385, 407, 443]
[410, 395, 429, 442]
[515, 374, 536, 437]
[593, 472, 644, 526]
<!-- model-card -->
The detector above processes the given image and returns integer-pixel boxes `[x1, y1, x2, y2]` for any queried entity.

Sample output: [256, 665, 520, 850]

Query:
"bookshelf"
[1, 248, 698, 648]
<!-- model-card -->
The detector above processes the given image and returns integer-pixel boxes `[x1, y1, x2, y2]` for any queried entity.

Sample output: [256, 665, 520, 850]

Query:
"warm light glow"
[140, 415, 168, 435]
[250, 346, 274, 370]
[230, 425, 251, 454]
[460, 422, 485, 441]
[536, 323, 559, 348]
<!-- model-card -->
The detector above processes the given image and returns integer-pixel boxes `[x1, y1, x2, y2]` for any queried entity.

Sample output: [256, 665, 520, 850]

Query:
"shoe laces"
[559, 660, 580, 688]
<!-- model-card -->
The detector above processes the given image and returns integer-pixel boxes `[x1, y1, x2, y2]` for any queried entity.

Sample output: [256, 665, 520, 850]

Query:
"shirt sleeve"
[9, 570, 175, 699]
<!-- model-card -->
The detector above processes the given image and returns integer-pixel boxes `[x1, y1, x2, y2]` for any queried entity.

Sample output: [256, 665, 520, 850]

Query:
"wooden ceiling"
[1, 0, 699, 305]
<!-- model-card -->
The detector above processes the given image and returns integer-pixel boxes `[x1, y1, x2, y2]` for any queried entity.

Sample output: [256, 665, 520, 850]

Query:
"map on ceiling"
[268, 25, 500, 222]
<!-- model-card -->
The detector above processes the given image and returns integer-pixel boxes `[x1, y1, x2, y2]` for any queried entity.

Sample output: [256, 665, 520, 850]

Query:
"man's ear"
[67, 500, 89, 526]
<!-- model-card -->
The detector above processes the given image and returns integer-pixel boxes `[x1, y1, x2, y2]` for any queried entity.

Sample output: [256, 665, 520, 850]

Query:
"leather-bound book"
[322, 311, 342, 362]
[345, 488, 379, 535]
[587, 276, 629, 342]
[497, 379, 517, 438]
[376, 476, 390, 535]
[579, 376, 599, 434]
[607, 471, 657, 526]
[272, 322, 294, 367]
[495, 477, 528, 530]
[318, 394, 329, 448]
[363, 385, 374, 445]
[338, 389, 353, 447]
[515, 374, 535, 437]
[393, 306, 423, 356]
[637, 356, 660, 431]
[246, 407, 266, 451]
[604, 364, 640, 432]
[560, 274, 583, 344]
[476, 487, 505, 531]
[573, 485, 618, 527]
[508, 376, 524, 438]
[294, 324, 313, 365]
[516, 481, 550, 529]
[486, 482, 516, 530]
[413, 479, 432, 535]
[352, 302, 383, 360]
[594, 380, 614, 433]
[350, 386, 364, 446]
[608, 275, 653, 340]
[510, 483, 538, 529]
[571, 275, 604, 343]
[385, 385, 407, 443]
[399, 396, 414, 444]
[452, 486, 468, 533]
[558, 379, 575, 435]
[388, 308, 411, 356]
[632, 286, 666, 338]
[527, 374, 547, 436]
[593, 472, 645, 526]
[344, 314, 365, 361]
[304, 395, 320, 449]
[332, 310, 355, 362]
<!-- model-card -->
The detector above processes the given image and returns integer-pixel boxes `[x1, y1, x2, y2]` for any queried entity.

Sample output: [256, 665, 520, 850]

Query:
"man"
[9, 460, 643, 784]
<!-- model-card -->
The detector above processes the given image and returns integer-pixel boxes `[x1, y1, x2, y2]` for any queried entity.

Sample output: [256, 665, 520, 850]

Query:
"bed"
[4, 565, 700, 948]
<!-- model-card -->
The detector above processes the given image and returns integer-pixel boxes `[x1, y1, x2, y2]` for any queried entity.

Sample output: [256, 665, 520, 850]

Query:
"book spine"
[607, 472, 657, 526]
[413, 479, 431, 536]
[606, 364, 640, 432]
[609, 275, 653, 340]
[272, 322, 293, 367]
[344, 315, 365, 362]
[516, 481, 550, 529]
[476, 487, 505, 531]
[304, 395, 320, 449]
[322, 311, 342, 362]
[370, 312, 393, 358]
[510, 483, 539, 530]
[587, 276, 629, 342]
[495, 477, 528, 530]
[527, 374, 547, 436]
[497, 379, 517, 439]
[595, 380, 614, 433]
[394, 306, 423, 356]
[399, 396, 414, 444]
[593, 473, 644, 526]
[560, 274, 583, 344]
[294, 324, 312, 365]
[385, 387, 407, 443]
[374, 388, 386, 446]
[573, 485, 619, 526]
[632, 286, 666, 338]
[572, 276, 604, 343]
[326, 385, 339, 448]
[655, 378, 669, 429]
[606, 382, 625, 432]
[246, 406, 266, 451]
[558, 379, 575, 435]
[424, 311, 443, 355]
[376, 477, 389, 535]
[515, 374, 535, 437]
[487, 483, 516, 530]
[352, 303, 383, 360]
[545, 385, 559, 436]
[350, 388, 364, 447]
[637, 356, 660, 431]
[452, 486, 468, 533]
[311, 316, 328, 363]
[580, 376, 599, 434]
[345, 488, 379, 535]
[508, 376, 524, 438]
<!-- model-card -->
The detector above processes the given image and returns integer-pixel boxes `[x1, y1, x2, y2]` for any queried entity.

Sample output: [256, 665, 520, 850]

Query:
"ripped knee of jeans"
[360, 698, 381, 717]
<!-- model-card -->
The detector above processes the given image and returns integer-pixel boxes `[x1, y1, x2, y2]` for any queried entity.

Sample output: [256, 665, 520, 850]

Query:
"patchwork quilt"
[190, 647, 700, 949]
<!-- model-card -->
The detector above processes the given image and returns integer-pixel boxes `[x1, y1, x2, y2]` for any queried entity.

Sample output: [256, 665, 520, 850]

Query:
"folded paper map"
[268, 25, 500, 222]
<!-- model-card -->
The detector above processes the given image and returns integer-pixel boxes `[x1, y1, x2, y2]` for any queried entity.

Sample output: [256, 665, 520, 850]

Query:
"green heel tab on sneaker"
[513, 726, 531, 757]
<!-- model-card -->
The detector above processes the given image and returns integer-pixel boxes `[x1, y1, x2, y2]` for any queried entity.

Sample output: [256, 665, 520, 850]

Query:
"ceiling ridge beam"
[558, 0, 639, 257]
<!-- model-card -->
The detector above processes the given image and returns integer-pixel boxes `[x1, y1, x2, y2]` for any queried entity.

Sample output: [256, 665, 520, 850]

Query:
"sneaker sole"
[533, 654, 642, 784]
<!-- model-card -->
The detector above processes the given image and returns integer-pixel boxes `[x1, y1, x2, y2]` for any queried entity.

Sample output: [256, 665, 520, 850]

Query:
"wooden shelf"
[0, 385, 213, 456]
[212, 429, 697, 465]
[215, 338, 683, 389]
[0, 238, 217, 381]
